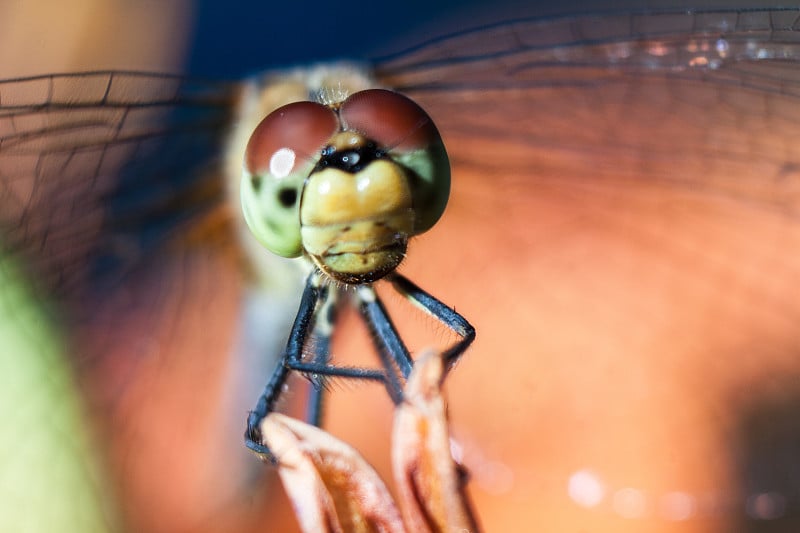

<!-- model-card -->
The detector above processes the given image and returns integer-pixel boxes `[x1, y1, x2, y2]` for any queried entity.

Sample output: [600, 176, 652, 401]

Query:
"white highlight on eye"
[269, 147, 296, 178]
[568, 470, 605, 508]
[613, 488, 647, 519]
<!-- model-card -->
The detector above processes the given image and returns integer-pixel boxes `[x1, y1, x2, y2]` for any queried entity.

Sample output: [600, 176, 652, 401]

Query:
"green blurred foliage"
[0, 250, 118, 533]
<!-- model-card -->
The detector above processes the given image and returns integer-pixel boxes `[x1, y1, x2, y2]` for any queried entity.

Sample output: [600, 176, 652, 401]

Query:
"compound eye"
[245, 101, 338, 175]
[340, 89, 450, 235]
[241, 101, 338, 258]
[340, 89, 439, 152]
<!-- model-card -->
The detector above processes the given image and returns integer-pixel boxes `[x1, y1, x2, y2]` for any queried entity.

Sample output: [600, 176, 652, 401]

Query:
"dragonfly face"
[3, 5, 800, 533]
[240, 87, 450, 283]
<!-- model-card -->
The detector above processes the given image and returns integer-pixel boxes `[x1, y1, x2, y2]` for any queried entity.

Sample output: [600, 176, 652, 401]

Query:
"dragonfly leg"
[244, 272, 322, 457]
[387, 273, 475, 370]
[282, 284, 393, 402]
[245, 271, 474, 459]
[304, 284, 338, 427]
[357, 284, 412, 404]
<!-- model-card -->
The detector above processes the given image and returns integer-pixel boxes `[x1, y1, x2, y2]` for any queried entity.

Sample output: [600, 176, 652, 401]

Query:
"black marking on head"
[251, 174, 262, 192]
[314, 142, 385, 174]
[278, 188, 297, 208]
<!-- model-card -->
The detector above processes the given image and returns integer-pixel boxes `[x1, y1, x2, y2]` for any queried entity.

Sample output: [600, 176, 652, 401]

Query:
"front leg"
[245, 272, 322, 457]
[387, 273, 475, 369]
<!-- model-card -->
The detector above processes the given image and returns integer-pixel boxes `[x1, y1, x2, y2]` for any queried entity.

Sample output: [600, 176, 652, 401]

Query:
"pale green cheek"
[241, 171, 304, 258]
[394, 139, 450, 234]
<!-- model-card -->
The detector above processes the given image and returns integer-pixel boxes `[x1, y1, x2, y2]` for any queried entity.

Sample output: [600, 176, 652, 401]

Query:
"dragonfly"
[2, 5, 800, 533]
[237, 84, 475, 455]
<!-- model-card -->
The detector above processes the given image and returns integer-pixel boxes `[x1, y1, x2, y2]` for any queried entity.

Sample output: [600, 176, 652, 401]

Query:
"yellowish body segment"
[300, 159, 414, 283]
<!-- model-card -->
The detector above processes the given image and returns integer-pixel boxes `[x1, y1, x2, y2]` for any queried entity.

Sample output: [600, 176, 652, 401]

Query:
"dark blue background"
[184, 0, 753, 78]
[186, 0, 540, 76]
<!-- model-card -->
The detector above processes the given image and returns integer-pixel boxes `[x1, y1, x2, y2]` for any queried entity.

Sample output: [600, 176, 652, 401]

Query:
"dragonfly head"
[241, 89, 450, 284]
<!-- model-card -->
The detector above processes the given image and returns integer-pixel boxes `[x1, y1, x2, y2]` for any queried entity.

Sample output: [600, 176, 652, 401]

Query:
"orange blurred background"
[4, 3, 800, 533]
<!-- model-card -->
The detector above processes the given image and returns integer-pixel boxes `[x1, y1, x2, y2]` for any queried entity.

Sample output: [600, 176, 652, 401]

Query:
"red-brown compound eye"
[339, 89, 439, 152]
[244, 101, 339, 176]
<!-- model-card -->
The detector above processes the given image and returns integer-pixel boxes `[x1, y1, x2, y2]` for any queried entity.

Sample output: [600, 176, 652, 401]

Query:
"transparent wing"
[378, 7, 800, 215]
[374, 7, 800, 530]
[376, 7, 800, 308]
[0, 71, 238, 299]
[379, 8, 800, 92]
[0, 71, 249, 533]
